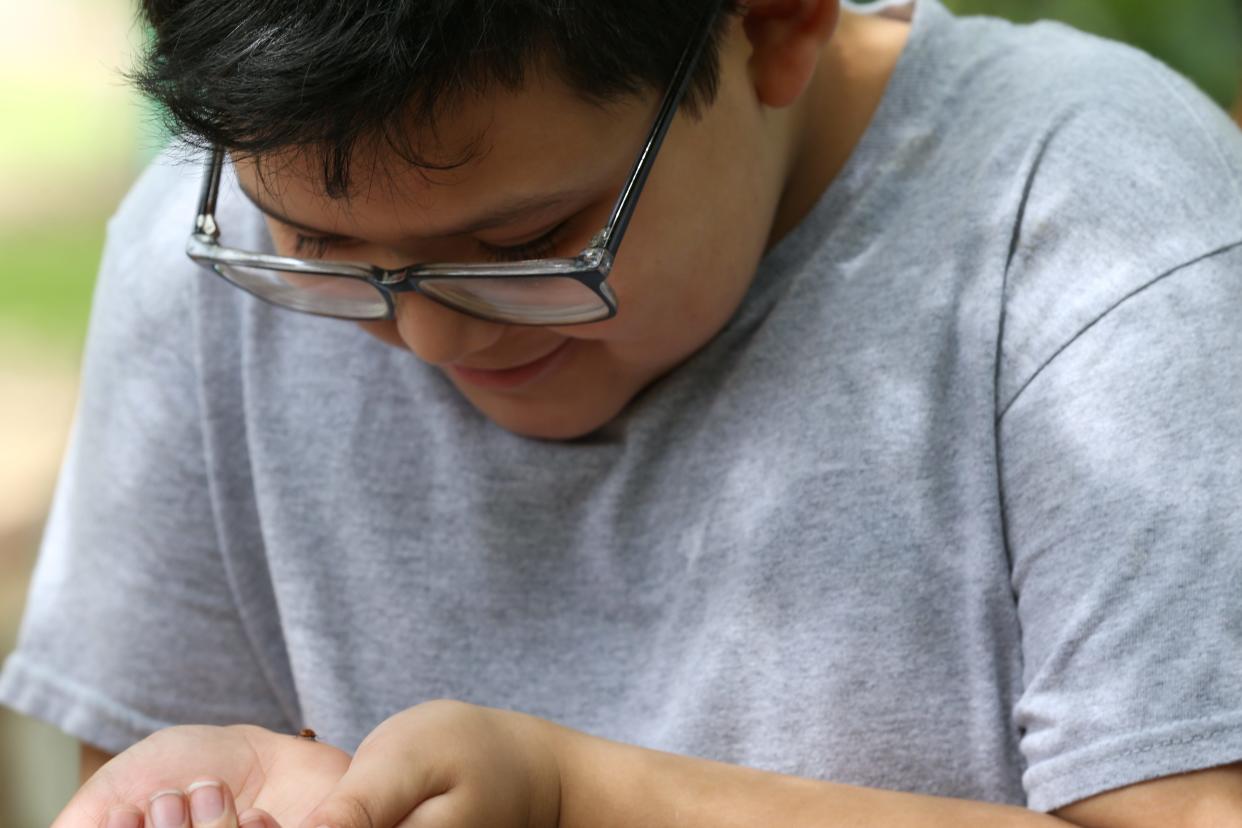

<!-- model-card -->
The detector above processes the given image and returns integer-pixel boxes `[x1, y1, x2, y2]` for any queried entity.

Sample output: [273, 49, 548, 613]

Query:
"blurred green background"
[0, 1, 152, 824]
[1, 0, 1239, 825]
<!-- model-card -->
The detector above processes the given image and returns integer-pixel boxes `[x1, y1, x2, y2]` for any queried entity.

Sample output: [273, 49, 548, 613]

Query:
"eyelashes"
[478, 221, 569, 263]
[292, 234, 334, 258]
[290, 220, 571, 265]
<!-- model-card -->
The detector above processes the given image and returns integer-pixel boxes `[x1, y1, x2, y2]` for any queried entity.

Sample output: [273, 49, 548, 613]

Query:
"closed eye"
[292, 234, 336, 258]
[478, 220, 571, 263]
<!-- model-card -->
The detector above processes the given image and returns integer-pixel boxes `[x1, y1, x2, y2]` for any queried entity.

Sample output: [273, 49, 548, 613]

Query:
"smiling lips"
[449, 340, 573, 390]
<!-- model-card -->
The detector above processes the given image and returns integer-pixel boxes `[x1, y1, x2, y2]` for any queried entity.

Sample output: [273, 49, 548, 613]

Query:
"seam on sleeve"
[1023, 714, 1242, 812]
[993, 110, 1079, 616]
[1039, 719, 1242, 776]
[998, 239, 1242, 421]
[1110, 726, 1239, 759]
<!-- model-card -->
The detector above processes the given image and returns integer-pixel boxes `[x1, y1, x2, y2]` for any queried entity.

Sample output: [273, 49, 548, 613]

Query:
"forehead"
[233, 73, 653, 236]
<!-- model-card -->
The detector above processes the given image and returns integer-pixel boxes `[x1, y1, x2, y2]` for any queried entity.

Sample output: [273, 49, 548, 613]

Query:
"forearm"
[552, 725, 1076, 828]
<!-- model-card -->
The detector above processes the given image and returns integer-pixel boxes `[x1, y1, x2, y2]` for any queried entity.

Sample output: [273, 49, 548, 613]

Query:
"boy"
[3, 0, 1241, 826]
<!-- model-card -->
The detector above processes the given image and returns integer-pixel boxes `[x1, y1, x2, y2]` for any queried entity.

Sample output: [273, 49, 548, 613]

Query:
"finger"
[146, 790, 189, 828]
[295, 745, 441, 828]
[237, 808, 280, 828]
[187, 780, 238, 828]
[102, 806, 144, 828]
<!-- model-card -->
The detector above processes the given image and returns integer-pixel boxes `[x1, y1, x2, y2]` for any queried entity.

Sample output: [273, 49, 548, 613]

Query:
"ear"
[741, 0, 840, 108]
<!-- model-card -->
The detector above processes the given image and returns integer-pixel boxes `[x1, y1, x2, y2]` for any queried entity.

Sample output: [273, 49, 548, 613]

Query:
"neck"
[766, 9, 912, 248]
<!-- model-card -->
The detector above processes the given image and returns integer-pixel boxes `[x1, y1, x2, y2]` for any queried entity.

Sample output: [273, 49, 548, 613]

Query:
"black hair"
[131, 0, 741, 196]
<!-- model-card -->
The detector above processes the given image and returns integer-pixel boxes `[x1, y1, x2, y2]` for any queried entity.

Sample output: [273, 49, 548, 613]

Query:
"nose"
[362, 242, 507, 365]
[390, 290, 505, 365]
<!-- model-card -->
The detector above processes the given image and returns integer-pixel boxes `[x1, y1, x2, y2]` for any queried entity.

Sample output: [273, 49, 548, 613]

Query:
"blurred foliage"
[0, 0, 141, 352]
[942, 0, 1242, 107]
[0, 224, 104, 342]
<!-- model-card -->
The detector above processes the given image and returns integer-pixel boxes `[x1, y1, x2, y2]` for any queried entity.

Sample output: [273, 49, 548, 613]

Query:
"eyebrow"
[234, 181, 594, 240]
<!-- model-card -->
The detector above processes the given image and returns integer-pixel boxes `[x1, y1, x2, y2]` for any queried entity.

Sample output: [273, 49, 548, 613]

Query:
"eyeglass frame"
[186, 1, 721, 325]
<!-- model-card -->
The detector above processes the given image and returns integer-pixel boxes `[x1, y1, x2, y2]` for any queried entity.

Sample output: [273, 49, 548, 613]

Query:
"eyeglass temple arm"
[194, 147, 226, 237]
[191, 8, 717, 256]
[596, 3, 721, 257]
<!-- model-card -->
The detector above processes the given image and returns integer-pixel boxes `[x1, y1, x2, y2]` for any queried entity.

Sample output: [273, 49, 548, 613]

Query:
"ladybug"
[296, 728, 318, 741]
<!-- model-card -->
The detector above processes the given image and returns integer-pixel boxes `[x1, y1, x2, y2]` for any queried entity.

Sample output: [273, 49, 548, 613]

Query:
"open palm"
[53, 724, 350, 828]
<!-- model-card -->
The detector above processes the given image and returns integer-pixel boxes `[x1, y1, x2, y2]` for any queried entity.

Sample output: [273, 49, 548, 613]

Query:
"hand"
[55, 724, 350, 828]
[298, 700, 562, 828]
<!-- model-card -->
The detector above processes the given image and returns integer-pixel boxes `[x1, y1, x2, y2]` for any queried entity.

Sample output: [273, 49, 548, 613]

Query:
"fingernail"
[188, 780, 225, 822]
[106, 809, 142, 828]
[238, 809, 271, 828]
[149, 789, 187, 828]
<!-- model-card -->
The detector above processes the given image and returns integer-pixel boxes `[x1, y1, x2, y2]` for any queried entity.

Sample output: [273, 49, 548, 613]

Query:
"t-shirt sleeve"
[0, 156, 296, 754]
[998, 242, 1242, 812]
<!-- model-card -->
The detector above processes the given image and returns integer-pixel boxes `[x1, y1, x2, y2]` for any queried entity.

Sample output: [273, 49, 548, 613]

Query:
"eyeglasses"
[186, 3, 720, 326]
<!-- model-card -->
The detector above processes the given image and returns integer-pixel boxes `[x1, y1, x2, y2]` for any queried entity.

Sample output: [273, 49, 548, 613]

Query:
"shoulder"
[926, 12, 1242, 408]
[98, 143, 211, 324]
[79, 142, 258, 407]
[928, 3, 1242, 173]
[93, 144, 276, 358]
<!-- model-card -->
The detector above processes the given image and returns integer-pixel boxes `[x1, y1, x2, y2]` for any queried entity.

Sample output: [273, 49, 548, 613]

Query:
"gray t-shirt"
[4, 0, 1241, 813]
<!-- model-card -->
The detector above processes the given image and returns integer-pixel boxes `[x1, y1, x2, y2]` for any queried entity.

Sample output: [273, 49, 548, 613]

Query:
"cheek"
[601, 208, 766, 346]
[598, 136, 771, 345]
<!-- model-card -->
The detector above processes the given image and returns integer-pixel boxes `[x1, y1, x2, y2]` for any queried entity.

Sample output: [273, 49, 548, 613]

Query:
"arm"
[555, 724, 1072, 828]
[1054, 763, 1242, 828]
[293, 702, 1242, 828]
[556, 730, 1242, 828]
[555, 734, 1242, 828]
[301, 703, 1071, 828]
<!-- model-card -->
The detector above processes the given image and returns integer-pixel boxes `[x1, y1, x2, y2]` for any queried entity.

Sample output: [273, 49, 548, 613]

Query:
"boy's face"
[234, 25, 788, 439]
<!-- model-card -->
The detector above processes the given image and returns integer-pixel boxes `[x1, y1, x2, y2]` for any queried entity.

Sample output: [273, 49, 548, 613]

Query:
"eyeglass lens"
[213, 264, 391, 319]
[214, 263, 610, 324]
[417, 277, 610, 325]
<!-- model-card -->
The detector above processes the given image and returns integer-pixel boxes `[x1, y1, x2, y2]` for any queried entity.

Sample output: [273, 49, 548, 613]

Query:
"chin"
[459, 382, 631, 441]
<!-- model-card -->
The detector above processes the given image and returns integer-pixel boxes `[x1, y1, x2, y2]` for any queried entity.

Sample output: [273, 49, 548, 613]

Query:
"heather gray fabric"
[4, 0, 1242, 813]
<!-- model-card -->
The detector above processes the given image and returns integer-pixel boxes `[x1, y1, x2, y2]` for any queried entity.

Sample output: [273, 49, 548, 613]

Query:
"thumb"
[297, 741, 445, 828]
